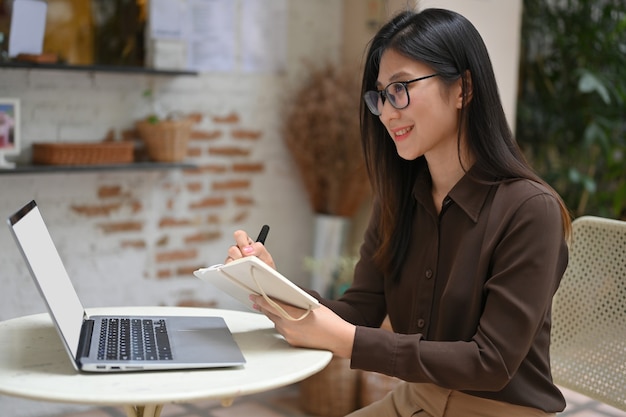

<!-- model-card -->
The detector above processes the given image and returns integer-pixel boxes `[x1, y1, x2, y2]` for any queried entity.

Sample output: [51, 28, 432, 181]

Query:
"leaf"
[578, 72, 611, 104]
[582, 121, 608, 148]
[582, 176, 597, 193]
[568, 168, 582, 183]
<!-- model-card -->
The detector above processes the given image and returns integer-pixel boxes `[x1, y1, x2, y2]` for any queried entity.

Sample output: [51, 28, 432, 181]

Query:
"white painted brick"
[21, 118, 58, 138]
[15, 89, 77, 113]
[92, 72, 154, 91]
[156, 75, 204, 94]
[0, 69, 29, 92]
[30, 104, 71, 124]
[27, 69, 95, 90]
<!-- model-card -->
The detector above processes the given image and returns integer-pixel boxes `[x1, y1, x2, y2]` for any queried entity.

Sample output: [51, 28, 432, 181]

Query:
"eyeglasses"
[363, 73, 439, 116]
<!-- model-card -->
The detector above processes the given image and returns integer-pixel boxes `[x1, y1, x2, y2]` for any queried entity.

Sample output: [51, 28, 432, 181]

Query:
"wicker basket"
[32, 142, 134, 165]
[299, 356, 359, 417]
[135, 119, 193, 162]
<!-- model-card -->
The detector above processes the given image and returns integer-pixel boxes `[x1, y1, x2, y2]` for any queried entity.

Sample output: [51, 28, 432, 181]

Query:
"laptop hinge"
[77, 319, 94, 358]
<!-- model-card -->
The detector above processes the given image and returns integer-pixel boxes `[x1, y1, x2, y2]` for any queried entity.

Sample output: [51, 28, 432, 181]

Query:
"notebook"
[194, 256, 320, 321]
[7, 200, 246, 373]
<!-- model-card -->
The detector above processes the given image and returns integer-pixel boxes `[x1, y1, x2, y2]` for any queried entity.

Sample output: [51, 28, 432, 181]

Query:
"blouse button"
[417, 319, 425, 328]
[425, 269, 433, 279]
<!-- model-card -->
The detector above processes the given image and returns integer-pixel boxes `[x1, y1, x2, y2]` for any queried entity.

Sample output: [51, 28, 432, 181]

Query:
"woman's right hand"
[225, 229, 276, 269]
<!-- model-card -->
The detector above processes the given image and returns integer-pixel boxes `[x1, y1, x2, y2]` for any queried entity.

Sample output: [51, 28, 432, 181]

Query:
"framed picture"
[0, 98, 20, 168]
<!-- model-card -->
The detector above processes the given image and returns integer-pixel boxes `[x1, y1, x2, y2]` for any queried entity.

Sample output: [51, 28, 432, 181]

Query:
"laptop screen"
[8, 200, 85, 359]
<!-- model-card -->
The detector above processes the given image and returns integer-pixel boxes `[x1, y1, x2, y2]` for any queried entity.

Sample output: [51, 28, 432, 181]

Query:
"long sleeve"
[319, 175, 568, 412]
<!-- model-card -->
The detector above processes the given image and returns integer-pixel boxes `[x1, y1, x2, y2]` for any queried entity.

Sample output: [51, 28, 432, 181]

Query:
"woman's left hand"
[250, 294, 355, 358]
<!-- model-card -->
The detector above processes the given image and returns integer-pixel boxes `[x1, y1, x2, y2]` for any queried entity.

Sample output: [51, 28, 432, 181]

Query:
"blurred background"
[0, 1, 624, 415]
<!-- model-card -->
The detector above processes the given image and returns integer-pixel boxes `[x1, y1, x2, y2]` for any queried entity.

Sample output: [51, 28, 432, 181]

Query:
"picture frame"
[0, 98, 21, 168]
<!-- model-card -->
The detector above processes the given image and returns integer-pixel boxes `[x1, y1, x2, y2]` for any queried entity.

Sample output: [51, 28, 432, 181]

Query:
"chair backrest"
[550, 215, 626, 411]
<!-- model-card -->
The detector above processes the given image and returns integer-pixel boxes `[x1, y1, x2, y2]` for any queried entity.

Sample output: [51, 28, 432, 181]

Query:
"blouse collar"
[413, 163, 495, 223]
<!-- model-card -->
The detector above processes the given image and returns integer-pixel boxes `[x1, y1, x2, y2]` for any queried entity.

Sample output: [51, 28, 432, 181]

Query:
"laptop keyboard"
[97, 318, 173, 361]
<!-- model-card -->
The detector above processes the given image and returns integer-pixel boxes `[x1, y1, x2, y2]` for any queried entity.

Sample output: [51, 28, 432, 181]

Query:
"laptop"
[7, 200, 246, 373]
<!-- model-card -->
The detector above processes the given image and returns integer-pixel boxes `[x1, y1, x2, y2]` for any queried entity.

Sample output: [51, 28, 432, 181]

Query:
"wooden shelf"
[0, 162, 198, 175]
[0, 61, 197, 76]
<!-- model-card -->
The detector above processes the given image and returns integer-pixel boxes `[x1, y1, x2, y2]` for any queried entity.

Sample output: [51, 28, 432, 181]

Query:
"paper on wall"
[8, 0, 47, 58]
[240, 0, 287, 73]
[186, 0, 236, 72]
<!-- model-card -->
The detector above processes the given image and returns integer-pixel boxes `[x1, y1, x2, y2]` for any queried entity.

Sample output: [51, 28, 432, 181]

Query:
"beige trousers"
[347, 382, 556, 417]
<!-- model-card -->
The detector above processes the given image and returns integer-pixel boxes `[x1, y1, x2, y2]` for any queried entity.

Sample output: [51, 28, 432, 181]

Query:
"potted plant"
[135, 89, 195, 163]
[283, 63, 370, 298]
[283, 63, 369, 217]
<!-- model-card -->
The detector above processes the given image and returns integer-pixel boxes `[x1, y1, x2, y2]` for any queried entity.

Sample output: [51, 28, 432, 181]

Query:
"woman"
[226, 8, 571, 417]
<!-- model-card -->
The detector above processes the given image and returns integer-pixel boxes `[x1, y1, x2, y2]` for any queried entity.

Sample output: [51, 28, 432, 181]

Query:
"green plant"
[141, 88, 188, 124]
[142, 89, 164, 123]
[304, 254, 358, 299]
[516, 0, 626, 219]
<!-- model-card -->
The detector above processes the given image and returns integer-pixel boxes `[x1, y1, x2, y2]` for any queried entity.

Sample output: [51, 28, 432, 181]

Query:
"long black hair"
[360, 8, 571, 279]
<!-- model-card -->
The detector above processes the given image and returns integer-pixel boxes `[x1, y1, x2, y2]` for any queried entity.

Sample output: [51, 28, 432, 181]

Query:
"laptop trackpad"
[170, 317, 246, 365]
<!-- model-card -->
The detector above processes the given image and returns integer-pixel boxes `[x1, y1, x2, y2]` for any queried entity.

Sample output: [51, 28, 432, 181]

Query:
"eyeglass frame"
[363, 73, 440, 116]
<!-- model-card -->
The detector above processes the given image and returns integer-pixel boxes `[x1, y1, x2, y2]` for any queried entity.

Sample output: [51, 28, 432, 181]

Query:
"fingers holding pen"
[224, 230, 251, 262]
[226, 228, 275, 268]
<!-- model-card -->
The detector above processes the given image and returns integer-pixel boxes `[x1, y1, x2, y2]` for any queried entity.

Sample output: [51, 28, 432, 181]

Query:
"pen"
[255, 225, 270, 244]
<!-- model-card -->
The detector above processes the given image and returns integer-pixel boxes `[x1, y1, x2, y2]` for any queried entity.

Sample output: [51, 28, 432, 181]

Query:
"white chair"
[550, 216, 626, 411]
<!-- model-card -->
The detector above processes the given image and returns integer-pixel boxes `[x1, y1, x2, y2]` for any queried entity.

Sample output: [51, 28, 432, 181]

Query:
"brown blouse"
[319, 168, 569, 412]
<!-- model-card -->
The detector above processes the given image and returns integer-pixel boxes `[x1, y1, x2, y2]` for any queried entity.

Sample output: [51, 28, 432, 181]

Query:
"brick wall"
[0, 2, 345, 416]
[0, 0, 343, 345]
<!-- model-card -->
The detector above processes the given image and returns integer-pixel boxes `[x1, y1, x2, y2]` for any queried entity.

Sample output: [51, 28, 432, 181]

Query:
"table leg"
[124, 404, 163, 417]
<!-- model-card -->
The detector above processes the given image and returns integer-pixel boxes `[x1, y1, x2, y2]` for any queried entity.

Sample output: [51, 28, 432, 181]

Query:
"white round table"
[0, 306, 333, 417]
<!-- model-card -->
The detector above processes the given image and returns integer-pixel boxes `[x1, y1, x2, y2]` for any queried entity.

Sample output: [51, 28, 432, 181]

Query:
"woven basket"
[32, 142, 134, 165]
[135, 119, 193, 162]
[299, 356, 359, 416]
